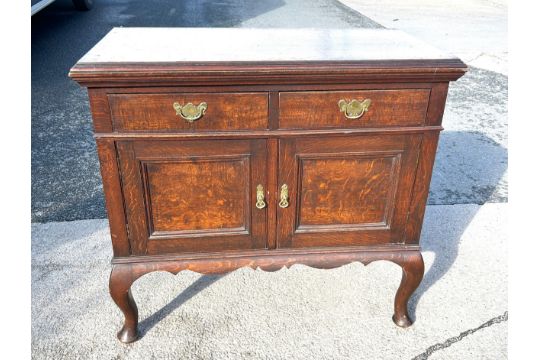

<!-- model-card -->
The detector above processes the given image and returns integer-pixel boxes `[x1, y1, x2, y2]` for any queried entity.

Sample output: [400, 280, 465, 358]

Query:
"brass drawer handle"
[279, 184, 289, 208]
[338, 98, 372, 119]
[256, 184, 266, 209]
[173, 102, 208, 122]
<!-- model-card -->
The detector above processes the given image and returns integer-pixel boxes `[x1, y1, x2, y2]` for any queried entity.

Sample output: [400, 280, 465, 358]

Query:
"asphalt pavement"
[31, 0, 507, 223]
[31, 0, 381, 222]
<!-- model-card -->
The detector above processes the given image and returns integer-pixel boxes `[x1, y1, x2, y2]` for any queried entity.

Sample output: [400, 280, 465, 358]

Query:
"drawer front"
[279, 89, 430, 129]
[277, 134, 422, 248]
[109, 92, 268, 132]
[116, 139, 268, 255]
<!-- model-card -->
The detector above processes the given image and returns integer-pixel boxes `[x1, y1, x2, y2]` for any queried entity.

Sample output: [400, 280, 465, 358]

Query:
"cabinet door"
[277, 134, 422, 248]
[117, 139, 268, 255]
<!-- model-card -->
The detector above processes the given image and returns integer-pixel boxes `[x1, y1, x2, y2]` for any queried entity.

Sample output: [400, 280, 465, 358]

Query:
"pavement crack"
[410, 311, 508, 360]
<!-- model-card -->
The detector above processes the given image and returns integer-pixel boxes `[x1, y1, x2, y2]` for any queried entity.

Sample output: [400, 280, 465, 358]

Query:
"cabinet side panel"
[88, 88, 113, 132]
[95, 139, 130, 256]
[405, 131, 440, 244]
[425, 83, 449, 126]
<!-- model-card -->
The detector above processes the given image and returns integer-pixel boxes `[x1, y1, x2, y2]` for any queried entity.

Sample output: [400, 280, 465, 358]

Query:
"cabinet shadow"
[408, 130, 506, 320]
[138, 274, 224, 338]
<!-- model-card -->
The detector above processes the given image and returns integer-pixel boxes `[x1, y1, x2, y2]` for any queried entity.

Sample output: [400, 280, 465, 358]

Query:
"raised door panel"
[277, 134, 422, 248]
[117, 139, 268, 255]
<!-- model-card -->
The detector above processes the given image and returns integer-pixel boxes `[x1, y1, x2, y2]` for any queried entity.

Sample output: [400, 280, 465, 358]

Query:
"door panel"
[277, 134, 422, 248]
[297, 153, 399, 228]
[117, 139, 268, 255]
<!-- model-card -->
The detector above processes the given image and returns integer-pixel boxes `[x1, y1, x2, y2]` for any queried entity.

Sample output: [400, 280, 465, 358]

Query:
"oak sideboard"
[69, 28, 467, 343]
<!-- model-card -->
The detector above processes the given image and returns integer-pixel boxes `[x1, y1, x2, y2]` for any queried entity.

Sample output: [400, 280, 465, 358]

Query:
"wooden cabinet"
[70, 28, 466, 343]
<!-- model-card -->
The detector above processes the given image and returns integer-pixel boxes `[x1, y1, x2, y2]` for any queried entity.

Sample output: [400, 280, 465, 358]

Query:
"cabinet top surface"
[76, 28, 458, 64]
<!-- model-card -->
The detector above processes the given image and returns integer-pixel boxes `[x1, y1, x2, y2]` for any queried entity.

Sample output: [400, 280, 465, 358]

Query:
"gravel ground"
[31, 203, 507, 359]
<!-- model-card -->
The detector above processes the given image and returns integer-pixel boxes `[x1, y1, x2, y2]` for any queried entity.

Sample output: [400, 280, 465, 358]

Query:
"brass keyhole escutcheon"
[279, 184, 289, 208]
[173, 102, 208, 122]
[338, 98, 372, 119]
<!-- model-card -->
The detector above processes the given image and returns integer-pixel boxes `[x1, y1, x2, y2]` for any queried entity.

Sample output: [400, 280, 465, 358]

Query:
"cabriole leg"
[392, 251, 424, 327]
[109, 264, 139, 343]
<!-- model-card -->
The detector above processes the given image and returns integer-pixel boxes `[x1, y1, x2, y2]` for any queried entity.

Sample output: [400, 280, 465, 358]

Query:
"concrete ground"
[31, 204, 507, 359]
[339, 0, 508, 75]
[31, 0, 508, 358]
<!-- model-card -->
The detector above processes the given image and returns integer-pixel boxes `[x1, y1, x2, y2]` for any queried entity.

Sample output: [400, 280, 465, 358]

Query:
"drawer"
[279, 89, 430, 129]
[109, 92, 269, 132]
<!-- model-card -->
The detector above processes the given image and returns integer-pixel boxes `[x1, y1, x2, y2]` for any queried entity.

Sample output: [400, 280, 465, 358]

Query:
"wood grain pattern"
[109, 265, 138, 343]
[115, 141, 148, 255]
[424, 82, 449, 126]
[109, 92, 268, 132]
[298, 154, 398, 226]
[277, 134, 422, 249]
[95, 139, 130, 256]
[266, 138, 279, 249]
[117, 139, 267, 255]
[268, 92, 279, 130]
[94, 126, 443, 140]
[279, 89, 430, 129]
[98, 82, 435, 94]
[145, 158, 248, 233]
[404, 132, 440, 244]
[88, 88, 113, 132]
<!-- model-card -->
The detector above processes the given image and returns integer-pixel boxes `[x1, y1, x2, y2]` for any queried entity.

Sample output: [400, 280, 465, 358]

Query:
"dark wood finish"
[92, 82, 435, 94]
[109, 92, 268, 132]
[70, 61, 466, 87]
[277, 134, 422, 248]
[95, 139, 130, 256]
[108, 247, 423, 340]
[404, 132, 441, 244]
[116, 139, 268, 255]
[266, 138, 279, 249]
[88, 88, 113, 132]
[94, 126, 444, 140]
[425, 82, 450, 126]
[268, 92, 280, 130]
[70, 28, 466, 343]
[279, 89, 430, 129]
[109, 265, 138, 343]
[392, 250, 425, 327]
